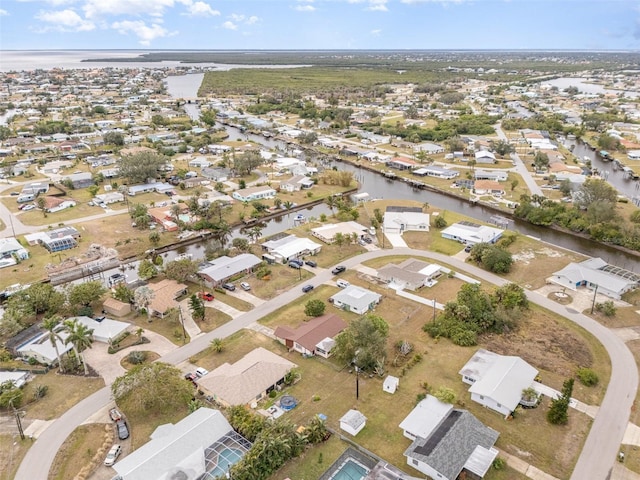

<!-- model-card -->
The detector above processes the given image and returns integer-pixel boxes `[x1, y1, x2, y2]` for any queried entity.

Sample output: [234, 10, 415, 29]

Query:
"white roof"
[198, 254, 262, 283]
[113, 408, 233, 480]
[399, 396, 453, 439]
[340, 409, 367, 429]
[70, 316, 129, 343]
[475, 150, 496, 160]
[330, 285, 382, 311]
[17, 328, 73, 363]
[270, 237, 321, 259]
[383, 211, 429, 230]
[441, 222, 503, 244]
[0, 371, 29, 388]
[0, 238, 27, 256]
[462, 349, 538, 412]
[464, 445, 499, 478]
[552, 258, 638, 295]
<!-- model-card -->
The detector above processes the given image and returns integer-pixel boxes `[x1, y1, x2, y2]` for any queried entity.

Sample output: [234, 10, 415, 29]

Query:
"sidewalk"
[497, 448, 560, 480]
[178, 298, 203, 339]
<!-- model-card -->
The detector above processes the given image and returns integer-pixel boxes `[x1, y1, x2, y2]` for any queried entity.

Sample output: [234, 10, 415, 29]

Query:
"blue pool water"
[208, 448, 243, 477]
[329, 459, 368, 480]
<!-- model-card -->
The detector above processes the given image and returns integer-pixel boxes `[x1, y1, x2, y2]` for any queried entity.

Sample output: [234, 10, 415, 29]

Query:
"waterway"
[542, 77, 639, 99]
[162, 74, 640, 271]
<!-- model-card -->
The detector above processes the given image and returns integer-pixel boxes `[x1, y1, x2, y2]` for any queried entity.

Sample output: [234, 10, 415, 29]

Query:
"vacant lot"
[0, 434, 31, 480]
[49, 423, 110, 480]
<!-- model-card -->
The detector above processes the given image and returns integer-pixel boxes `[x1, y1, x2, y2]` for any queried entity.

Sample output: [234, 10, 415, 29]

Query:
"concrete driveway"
[225, 289, 265, 307]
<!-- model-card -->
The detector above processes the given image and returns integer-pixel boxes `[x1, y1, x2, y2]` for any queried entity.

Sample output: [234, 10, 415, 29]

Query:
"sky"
[0, 0, 639, 51]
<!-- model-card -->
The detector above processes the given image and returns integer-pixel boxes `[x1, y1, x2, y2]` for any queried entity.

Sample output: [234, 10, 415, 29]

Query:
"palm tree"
[212, 220, 231, 248]
[170, 204, 182, 223]
[134, 285, 155, 322]
[63, 319, 94, 375]
[42, 316, 64, 372]
[325, 196, 337, 215]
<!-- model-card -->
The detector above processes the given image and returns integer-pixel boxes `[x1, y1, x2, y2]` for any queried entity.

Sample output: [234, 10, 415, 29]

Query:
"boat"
[599, 150, 611, 161]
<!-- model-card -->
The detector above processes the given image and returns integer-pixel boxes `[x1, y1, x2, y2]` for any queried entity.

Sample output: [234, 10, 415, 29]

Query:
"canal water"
[165, 74, 640, 271]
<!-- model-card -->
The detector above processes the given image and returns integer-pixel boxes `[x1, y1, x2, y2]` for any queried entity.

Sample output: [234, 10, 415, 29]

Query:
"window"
[412, 459, 418, 466]
[479, 395, 484, 400]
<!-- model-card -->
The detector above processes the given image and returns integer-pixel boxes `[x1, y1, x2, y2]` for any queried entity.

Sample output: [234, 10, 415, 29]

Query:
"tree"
[547, 378, 574, 425]
[510, 179, 519, 191]
[234, 150, 263, 176]
[87, 185, 100, 197]
[199, 108, 218, 126]
[63, 318, 94, 375]
[20, 283, 65, 317]
[434, 386, 456, 404]
[138, 259, 158, 280]
[164, 258, 199, 282]
[111, 362, 193, 415]
[210, 338, 224, 353]
[119, 151, 167, 183]
[333, 315, 389, 372]
[533, 151, 549, 170]
[232, 237, 250, 252]
[469, 243, 513, 274]
[0, 381, 23, 409]
[575, 178, 618, 210]
[67, 281, 106, 313]
[304, 299, 326, 317]
[134, 286, 155, 321]
[103, 131, 125, 146]
[42, 316, 65, 372]
[112, 283, 134, 304]
[493, 139, 515, 157]
[149, 231, 161, 246]
[36, 196, 46, 216]
[189, 294, 205, 322]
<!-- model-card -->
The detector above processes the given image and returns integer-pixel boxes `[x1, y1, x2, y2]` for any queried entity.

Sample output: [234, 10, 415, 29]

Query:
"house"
[413, 166, 459, 180]
[441, 221, 503, 246]
[197, 347, 297, 407]
[64, 172, 94, 189]
[377, 259, 443, 291]
[280, 175, 314, 192]
[274, 313, 347, 358]
[95, 192, 124, 205]
[261, 234, 322, 263]
[474, 150, 496, 164]
[400, 395, 499, 480]
[198, 254, 262, 288]
[17, 325, 73, 365]
[474, 170, 508, 182]
[202, 167, 232, 182]
[548, 257, 640, 300]
[330, 285, 382, 315]
[43, 197, 76, 213]
[24, 226, 81, 247]
[188, 157, 211, 168]
[386, 157, 417, 170]
[69, 316, 129, 343]
[127, 182, 173, 196]
[383, 375, 399, 394]
[459, 349, 539, 417]
[232, 186, 276, 202]
[0, 238, 29, 261]
[413, 142, 445, 154]
[383, 207, 429, 235]
[473, 180, 505, 196]
[311, 222, 369, 244]
[102, 297, 131, 317]
[113, 408, 251, 480]
[144, 279, 188, 317]
[340, 409, 367, 436]
[147, 205, 190, 232]
[0, 371, 29, 389]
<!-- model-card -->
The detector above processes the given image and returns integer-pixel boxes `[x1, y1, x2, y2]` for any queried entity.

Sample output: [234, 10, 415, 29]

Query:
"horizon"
[1, 0, 639, 51]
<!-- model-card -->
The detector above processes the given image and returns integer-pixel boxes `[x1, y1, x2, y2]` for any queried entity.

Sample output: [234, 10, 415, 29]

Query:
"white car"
[104, 444, 122, 466]
[22, 204, 36, 211]
[240, 282, 251, 291]
[195, 367, 209, 378]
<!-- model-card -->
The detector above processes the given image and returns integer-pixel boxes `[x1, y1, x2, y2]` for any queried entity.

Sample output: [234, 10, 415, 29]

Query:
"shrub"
[595, 300, 616, 317]
[128, 351, 147, 365]
[577, 367, 599, 386]
[269, 390, 277, 399]
[492, 457, 506, 470]
[32, 384, 49, 400]
[433, 386, 456, 404]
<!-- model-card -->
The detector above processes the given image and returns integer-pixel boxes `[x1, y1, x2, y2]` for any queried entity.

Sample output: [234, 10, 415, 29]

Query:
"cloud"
[35, 8, 95, 31]
[222, 20, 237, 30]
[111, 19, 172, 45]
[366, 0, 388, 11]
[227, 13, 259, 25]
[371, 28, 382, 36]
[182, 1, 220, 17]
[294, 5, 316, 11]
[401, 0, 466, 3]
[0, 9, 8, 16]
[246, 15, 258, 24]
[83, 0, 178, 19]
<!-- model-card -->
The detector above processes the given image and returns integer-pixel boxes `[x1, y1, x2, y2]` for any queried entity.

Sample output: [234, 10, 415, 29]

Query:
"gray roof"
[404, 408, 498, 480]
[330, 285, 382, 312]
[113, 408, 233, 480]
[198, 254, 261, 283]
[377, 264, 426, 286]
[340, 409, 367, 429]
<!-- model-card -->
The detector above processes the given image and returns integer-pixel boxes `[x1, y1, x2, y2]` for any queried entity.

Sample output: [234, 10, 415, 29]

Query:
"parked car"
[363, 236, 373, 244]
[184, 372, 198, 384]
[109, 273, 126, 286]
[289, 259, 303, 267]
[195, 367, 209, 377]
[302, 285, 314, 293]
[222, 283, 236, 292]
[331, 265, 346, 275]
[464, 244, 473, 253]
[336, 279, 350, 288]
[116, 420, 129, 440]
[10, 192, 19, 196]
[104, 444, 122, 467]
[288, 261, 301, 269]
[304, 260, 317, 268]
[109, 408, 122, 422]
[240, 282, 251, 291]
[197, 291, 214, 302]
[22, 204, 36, 211]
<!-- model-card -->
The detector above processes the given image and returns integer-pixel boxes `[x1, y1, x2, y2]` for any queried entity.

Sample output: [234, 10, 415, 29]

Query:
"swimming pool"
[329, 458, 369, 480]
[207, 447, 243, 477]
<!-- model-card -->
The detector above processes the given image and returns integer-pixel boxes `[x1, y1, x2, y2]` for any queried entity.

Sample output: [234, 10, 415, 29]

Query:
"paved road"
[495, 122, 544, 197]
[15, 248, 637, 480]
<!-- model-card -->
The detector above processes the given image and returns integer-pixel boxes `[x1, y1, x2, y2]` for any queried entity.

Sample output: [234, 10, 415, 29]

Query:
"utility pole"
[177, 305, 187, 343]
[590, 284, 599, 314]
[12, 404, 24, 440]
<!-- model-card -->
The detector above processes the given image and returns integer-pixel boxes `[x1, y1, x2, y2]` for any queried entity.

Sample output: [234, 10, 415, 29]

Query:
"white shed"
[339, 409, 367, 436]
[383, 375, 399, 394]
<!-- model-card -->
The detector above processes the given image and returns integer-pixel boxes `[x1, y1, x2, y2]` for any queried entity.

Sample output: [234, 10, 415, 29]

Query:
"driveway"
[205, 299, 243, 319]
[225, 289, 265, 307]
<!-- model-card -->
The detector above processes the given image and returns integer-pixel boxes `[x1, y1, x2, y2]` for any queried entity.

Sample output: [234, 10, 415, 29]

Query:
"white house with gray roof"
[441, 221, 503, 246]
[197, 254, 261, 287]
[330, 285, 382, 315]
[400, 395, 499, 480]
[548, 257, 639, 300]
[261, 234, 322, 263]
[113, 408, 250, 480]
[459, 349, 538, 417]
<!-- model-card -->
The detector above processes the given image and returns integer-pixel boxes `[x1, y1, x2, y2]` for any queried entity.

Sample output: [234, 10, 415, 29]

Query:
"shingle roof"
[274, 313, 346, 352]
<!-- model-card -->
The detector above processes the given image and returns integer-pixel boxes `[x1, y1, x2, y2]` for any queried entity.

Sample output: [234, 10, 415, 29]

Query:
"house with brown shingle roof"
[145, 279, 187, 317]
[197, 347, 297, 407]
[473, 180, 504, 196]
[274, 313, 347, 358]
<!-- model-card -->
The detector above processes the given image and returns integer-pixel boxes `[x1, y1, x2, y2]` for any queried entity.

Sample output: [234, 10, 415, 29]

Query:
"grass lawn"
[199, 308, 233, 333]
[49, 423, 111, 480]
[125, 311, 190, 346]
[120, 351, 161, 370]
[21, 371, 105, 421]
[244, 263, 315, 300]
[208, 289, 254, 311]
[127, 405, 191, 450]
[621, 445, 640, 474]
[0, 434, 31, 480]
[622, 339, 640, 430]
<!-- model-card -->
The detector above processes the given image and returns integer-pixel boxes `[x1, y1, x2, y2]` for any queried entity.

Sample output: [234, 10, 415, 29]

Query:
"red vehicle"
[198, 291, 214, 302]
